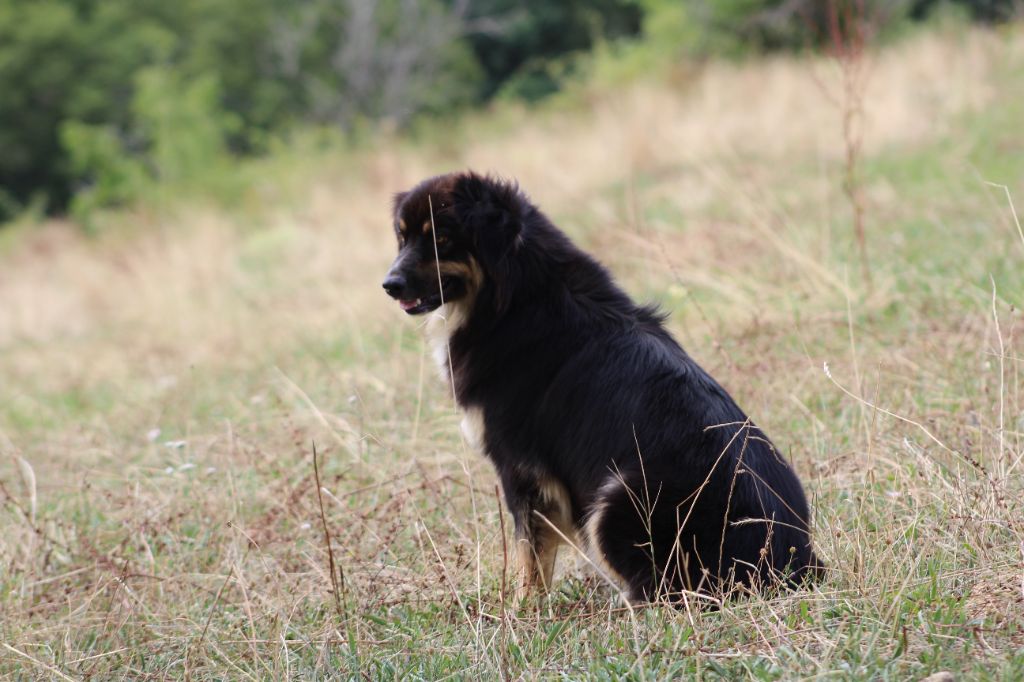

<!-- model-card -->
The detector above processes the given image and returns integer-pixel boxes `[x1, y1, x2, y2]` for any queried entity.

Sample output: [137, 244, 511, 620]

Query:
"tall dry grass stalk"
[826, 0, 873, 290]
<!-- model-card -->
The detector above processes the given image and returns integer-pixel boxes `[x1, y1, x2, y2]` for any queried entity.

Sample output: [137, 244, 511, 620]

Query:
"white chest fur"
[425, 305, 451, 381]
[425, 302, 468, 382]
[460, 406, 486, 451]
[425, 303, 485, 452]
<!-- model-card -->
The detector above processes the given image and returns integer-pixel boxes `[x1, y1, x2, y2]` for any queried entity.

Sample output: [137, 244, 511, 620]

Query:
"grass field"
[2, 25, 1024, 680]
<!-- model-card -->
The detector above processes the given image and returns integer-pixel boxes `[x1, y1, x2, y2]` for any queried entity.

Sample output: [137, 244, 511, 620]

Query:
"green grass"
[2, 25, 1024, 680]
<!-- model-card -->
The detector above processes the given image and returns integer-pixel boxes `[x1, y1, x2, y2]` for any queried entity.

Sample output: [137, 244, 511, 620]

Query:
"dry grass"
[1, 25, 1023, 679]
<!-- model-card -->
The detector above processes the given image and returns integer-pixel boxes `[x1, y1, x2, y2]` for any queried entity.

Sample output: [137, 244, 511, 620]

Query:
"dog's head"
[382, 171, 524, 315]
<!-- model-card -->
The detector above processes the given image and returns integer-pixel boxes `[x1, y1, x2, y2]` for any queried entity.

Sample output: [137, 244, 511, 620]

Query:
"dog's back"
[471, 255, 819, 599]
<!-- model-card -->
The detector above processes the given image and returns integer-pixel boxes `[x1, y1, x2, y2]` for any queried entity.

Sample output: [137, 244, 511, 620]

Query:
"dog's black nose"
[382, 275, 405, 298]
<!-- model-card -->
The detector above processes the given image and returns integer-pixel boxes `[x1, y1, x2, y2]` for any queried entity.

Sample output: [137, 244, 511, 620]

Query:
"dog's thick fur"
[383, 171, 822, 603]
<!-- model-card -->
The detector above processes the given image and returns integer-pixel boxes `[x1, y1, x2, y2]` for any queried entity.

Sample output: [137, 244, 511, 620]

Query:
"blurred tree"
[462, 0, 644, 100]
[0, 0, 482, 219]
[300, 0, 482, 126]
[61, 65, 241, 224]
[680, 0, 915, 53]
[0, 0, 173, 216]
[0, 0, 1018, 222]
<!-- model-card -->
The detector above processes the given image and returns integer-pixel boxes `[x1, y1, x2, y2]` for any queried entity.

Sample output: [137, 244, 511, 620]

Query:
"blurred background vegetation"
[0, 0, 1020, 224]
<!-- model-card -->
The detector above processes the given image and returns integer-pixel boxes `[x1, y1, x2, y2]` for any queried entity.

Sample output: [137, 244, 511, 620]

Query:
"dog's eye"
[435, 235, 449, 247]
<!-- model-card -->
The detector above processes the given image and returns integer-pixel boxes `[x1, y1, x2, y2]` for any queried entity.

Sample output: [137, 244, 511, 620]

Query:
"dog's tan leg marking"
[513, 476, 575, 602]
[514, 534, 539, 603]
[513, 522, 561, 602]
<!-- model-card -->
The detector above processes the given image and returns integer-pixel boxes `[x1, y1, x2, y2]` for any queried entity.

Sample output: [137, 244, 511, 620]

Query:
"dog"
[382, 171, 822, 603]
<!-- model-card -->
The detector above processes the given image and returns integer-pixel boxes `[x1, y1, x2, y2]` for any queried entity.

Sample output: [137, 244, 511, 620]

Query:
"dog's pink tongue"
[399, 299, 418, 311]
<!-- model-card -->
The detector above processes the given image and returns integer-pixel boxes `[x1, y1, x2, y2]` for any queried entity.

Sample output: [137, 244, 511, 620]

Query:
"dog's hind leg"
[580, 477, 634, 600]
[584, 471, 727, 602]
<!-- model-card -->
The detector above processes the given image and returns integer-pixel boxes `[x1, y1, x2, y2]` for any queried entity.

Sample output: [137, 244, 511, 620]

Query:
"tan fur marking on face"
[422, 220, 432, 235]
[436, 258, 483, 295]
[398, 218, 407, 234]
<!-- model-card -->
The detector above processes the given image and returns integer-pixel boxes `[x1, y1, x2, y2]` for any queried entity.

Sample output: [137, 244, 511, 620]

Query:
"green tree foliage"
[0, 0, 174, 216]
[463, 0, 643, 100]
[0, 0, 1018, 222]
[61, 66, 241, 225]
[0, 0, 643, 220]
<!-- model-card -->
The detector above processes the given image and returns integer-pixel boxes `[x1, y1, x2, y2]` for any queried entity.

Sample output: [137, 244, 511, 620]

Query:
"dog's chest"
[425, 303, 471, 382]
[426, 305, 488, 453]
[460, 406, 486, 451]
[425, 305, 454, 381]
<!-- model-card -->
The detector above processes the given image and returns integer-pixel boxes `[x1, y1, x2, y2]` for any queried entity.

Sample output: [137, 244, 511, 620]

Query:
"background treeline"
[1, 0, 1020, 222]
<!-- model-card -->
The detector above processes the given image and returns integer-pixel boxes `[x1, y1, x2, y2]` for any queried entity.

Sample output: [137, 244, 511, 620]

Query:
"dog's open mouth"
[397, 277, 458, 315]
[398, 294, 442, 315]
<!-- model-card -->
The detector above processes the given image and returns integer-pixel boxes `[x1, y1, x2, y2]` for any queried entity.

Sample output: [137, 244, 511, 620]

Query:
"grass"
[2, 24, 1024, 680]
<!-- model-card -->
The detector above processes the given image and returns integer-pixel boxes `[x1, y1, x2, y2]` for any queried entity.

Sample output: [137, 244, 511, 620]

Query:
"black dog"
[383, 171, 822, 603]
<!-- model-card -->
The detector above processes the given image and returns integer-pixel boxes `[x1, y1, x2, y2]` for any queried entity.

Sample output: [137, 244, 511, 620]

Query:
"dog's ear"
[452, 172, 523, 277]
[392, 191, 409, 217]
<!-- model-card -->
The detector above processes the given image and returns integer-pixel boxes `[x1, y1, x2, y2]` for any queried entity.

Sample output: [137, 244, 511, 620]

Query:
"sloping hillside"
[1, 26, 1022, 679]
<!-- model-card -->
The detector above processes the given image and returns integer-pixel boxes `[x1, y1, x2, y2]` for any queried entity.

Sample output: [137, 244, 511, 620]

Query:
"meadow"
[1, 24, 1023, 680]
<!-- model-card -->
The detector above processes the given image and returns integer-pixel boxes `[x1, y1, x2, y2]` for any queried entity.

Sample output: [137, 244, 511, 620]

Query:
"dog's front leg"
[502, 473, 574, 603]
[511, 514, 559, 603]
